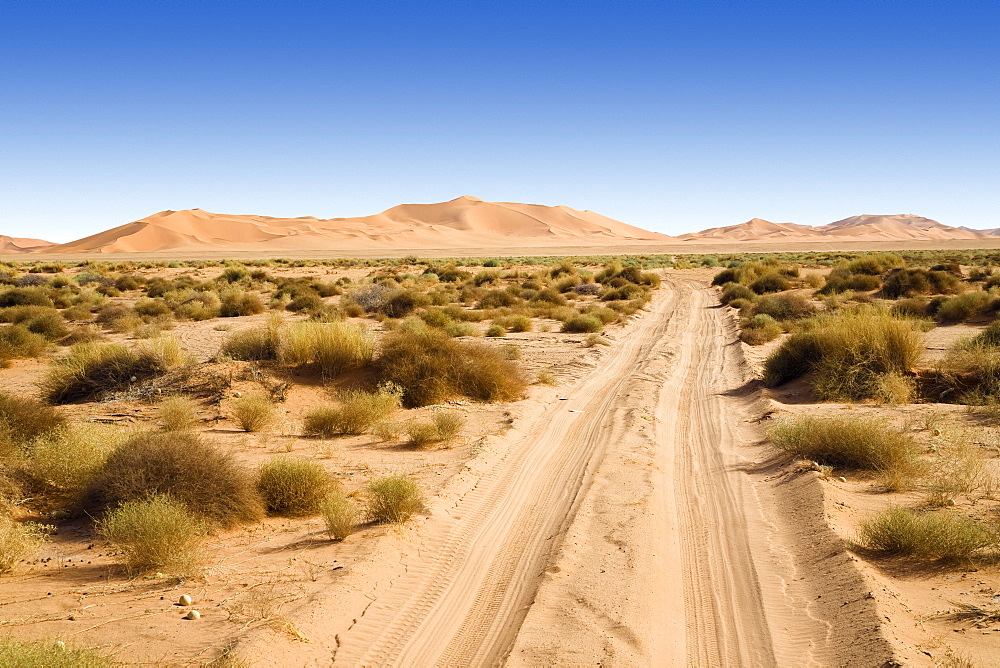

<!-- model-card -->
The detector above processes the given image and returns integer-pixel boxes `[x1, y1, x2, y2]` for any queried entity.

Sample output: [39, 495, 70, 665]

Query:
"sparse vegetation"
[0, 637, 112, 667]
[856, 506, 998, 562]
[158, 395, 199, 431]
[365, 475, 423, 524]
[256, 456, 333, 516]
[230, 394, 277, 432]
[0, 517, 48, 574]
[769, 416, 917, 475]
[84, 431, 263, 528]
[98, 493, 205, 575]
[320, 490, 357, 541]
[302, 386, 401, 437]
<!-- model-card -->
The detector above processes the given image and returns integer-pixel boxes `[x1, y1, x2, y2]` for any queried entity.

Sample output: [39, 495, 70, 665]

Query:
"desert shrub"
[444, 321, 479, 337]
[0, 287, 52, 308]
[320, 491, 357, 541]
[41, 339, 185, 404]
[83, 431, 262, 528]
[846, 253, 904, 275]
[377, 326, 526, 407]
[0, 324, 47, 365]
[499, 343, 521, 359]
[749, 273, 791, 295]
[159, 396, 198, 431]
[881, 267, 962, 298]
[856, 507, 998, 561]
[763, 309, 922, 400]
[478, 290, 520, 309]
[347, 284, 390, 312]
[819, 270, 882, 294]
[971, 320, 1000, 348]
[115, 274, 143, 291]
[407, 411, 464, 447]
[219, 289, 265, 317]
[230, 394, 276, 432]
[485, 324, 504, 337]
[891, 298, 930, 318]
[171, 290, 221, 320]
[935, 291, 991, 323]
[752, 293, 815, 321]
[133, 298, 172, 318]
[302, 387, 401, 437]
[285, 292, 324, 313]
[98, 494, 205, 575]
[365, 475, 423, 524]
[221, 323, 281, 361]
[0, 637, 112, 667]
[574, 282, 601, 295]
[431, 411, 464, 441]
[719, 283, 756, 305]
[936, 344, 1000, 404]
[0, 391, 66, 448]
[26, 423, 124, 503]
[0, 517, 48, 574]
[219, 266, 249, 283]
[562, 314, 603, 333]
[279, 321, 374, 377]
[0, 306, 68, 339]
[532, 288, 567, 306]
[380, 290, 430, 318]
[769, 416, 917, 473]
[739, 314, 782, 345]
[256, 456, 332, 516]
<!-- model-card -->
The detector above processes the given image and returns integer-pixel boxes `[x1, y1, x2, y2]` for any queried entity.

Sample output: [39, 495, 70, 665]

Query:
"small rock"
[837, 476, 847, 483]
[178, 594, 192, 606]
[184, 610, 201, 620]
[233, 391, 243, 398]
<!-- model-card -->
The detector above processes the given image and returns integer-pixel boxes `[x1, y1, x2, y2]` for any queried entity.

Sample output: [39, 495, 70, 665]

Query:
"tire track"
[332, 284, 683, 666]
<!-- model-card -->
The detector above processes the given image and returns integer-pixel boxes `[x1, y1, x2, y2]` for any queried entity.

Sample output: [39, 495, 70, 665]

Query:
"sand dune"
[30, 197, 671, 254]
[0, 235, 54, 253]
[2, 203, 995, 255]
[680, 214, 989, 243]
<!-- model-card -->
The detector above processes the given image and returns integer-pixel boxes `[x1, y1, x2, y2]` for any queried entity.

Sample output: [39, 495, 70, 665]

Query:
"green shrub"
[0, 287, 53, 308]
[98, 494, 205, 575]
[256, 456, 333, 516]
[485, 324, 505, 337]
[749, 273, 791, 295]
[891, 298, 930, 318]
[377, 327, 526, 407]
[320, 491, 357, 541]
[302, 387, 401, 437]
[431, 411, 464, 441]
[739, 314, 782, 345]
[221, 326, 281, 361]
[763, 309, 922, 400]
[406, 411, 464, 447]
[0, 637, 111, 667]
[719, 283, 756, 305]
[561, 314, 603, 333]
[365, 475, 423, 524]
[857, 507, 998, 561]
[769, 416, 917, 473]
[881, 267, 962, 298]
[83, 431, 262, 528]
[230, 394, 276, 432]
[752, 293, 815, 321]
[819, 270, 882, 294]
[41, 339, 185, 404]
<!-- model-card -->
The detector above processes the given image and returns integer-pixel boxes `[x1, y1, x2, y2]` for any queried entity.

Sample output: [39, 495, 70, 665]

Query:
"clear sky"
[1, 0, 998, 242]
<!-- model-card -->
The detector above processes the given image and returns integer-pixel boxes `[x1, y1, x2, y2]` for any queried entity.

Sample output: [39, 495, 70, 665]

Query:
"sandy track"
[240, 275, 885, 666]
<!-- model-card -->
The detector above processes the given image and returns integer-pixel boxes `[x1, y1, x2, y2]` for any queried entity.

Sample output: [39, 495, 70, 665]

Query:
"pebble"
[184, 610, 201, 620]
[178, 594, 192, 606]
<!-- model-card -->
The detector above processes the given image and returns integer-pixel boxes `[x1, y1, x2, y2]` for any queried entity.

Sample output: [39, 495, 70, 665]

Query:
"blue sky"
[1, 0, 998, 242]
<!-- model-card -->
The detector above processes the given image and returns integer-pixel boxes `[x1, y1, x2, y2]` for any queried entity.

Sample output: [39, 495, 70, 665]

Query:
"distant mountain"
[10, 197, 671, 254]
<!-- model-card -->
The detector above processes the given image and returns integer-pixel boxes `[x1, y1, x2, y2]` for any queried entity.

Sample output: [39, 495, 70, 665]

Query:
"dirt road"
[242, 275, 888, 666]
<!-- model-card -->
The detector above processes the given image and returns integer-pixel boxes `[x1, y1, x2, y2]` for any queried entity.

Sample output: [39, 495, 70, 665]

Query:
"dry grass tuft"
[256, 456, 333, 516]
[320, 491, 357, 541]
[769, 416, 918, 476]
[302, 386, 401, 437]
[0, 637, 112, 667]
[365, 475, 423, 524]
[230, 394, 277, 432]
[0, 517, 49, 574]
[158, 395, 199, 431]
[856, 506, 998, 562]
[98, 494, 205, 575]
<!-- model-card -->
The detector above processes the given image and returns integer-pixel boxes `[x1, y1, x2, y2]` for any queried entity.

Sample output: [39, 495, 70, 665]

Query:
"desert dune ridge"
[2, 198, 997, 254]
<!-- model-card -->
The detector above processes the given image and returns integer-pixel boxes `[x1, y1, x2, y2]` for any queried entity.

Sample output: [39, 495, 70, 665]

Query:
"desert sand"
[4, 199, 998, 258]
